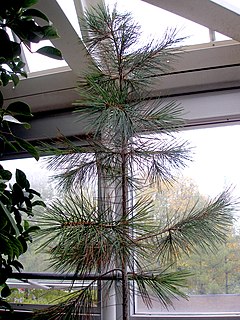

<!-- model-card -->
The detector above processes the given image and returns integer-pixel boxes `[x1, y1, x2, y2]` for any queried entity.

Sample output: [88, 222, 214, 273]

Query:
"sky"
[181, 125, 240, 199]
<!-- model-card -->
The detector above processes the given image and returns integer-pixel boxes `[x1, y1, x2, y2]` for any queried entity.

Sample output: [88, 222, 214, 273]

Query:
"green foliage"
[32, 286, 96, 320]
[0, 0, 62, 87]
[130, 269, 190, 308]
[0, 166, 45, 309]
[0, 0, 63, 158]
[0, 0, 62, 312]
[34, 4, 237, 320]
[181, 230, 240, 294]
[7, 287, 85, 306]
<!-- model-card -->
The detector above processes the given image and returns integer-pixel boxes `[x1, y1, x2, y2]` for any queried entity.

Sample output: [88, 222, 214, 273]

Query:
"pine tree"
[34, 4, 236, 320]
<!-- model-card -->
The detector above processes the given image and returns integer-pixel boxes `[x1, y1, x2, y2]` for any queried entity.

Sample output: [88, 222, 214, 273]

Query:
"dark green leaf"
[36, 46, 63, 60]
[12, 183, 24, 204]
[32, 200, 46, 207]
[1, 285, 11, 298]
[10, 260, 23, 272]
[0, 57, 6, 64]
[12, 20, 42, 43]
[1, 72, 10, 86]
[24, 197, 32, 213]
[0, 190, 11, 205]
[0, 183, 7, 192]
[0, 214, 7, 230]
[24, 220, 30, 231]
[23, 8, 49, 22]
[24, 225, 40, 234]
[14, 137, 39, 160]
[0, 234, 13, 257]
[0, 202, 20, 236]
[6, 101, 32, 117]
[0, 169, 12, 181]
[11, 74, 19, 87]
[2, 137, 19, 152]
[16, 169, 29, 189]
[26, 188, 40, 197]
[13, 208, 22, 225]
[0, 29, 11, 59]
[10, 41, 21, 58]
[41, 26, 59, 39]
[18, 236, 28, 253]
[22, 0, 38, 8]
[20, 70, 28, 78]
[22, 122, 31, 129]
[17, 224, 23, 233]
[17, 60, 26, 69]
[10, 236, 24, 257]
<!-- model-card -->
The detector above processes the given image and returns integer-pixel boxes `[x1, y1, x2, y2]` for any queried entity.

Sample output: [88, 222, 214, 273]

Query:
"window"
[133, 124, 240, 317]
[2, 157, 99, 312]
[3, 123, 240, 317]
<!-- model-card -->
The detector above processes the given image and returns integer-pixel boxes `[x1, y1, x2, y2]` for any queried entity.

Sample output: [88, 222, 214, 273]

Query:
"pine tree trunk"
[121, 148, 129, 320]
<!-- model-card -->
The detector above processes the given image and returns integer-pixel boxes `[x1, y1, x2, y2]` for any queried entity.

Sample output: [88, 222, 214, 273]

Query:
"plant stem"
[121, 145, 129, 320]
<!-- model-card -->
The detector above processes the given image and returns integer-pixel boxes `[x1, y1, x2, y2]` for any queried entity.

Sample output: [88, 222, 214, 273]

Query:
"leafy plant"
[0, 0, 62, 88]
[0, 0, 62, 311]
[0, 166, 45, 310]
[34, 4, 237, 320]
[0, 0, 63, 157]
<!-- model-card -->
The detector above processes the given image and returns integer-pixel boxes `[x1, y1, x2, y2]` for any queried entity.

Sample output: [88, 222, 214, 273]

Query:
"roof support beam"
[142, 0, 240, 41]
[36, 0, 92, 74]
[73, 0, 104, 40]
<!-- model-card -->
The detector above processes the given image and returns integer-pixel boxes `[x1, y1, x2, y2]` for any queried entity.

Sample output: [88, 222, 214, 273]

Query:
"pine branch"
[36, 194, 154, 275]
[138, 189, 237, 262]
[129, 268, 189, 309]
[74, 4, 186, 142]
[32, 282, 96, 320]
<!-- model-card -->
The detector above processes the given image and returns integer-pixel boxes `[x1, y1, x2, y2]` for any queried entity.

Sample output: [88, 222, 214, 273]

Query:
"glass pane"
[135, 124, 240, 315]
[215, 32, 231, 41]
[2, 157, 58, 272]
[105, 0, 210, 46]
[1, 158, 100, 310]
[7, 279, 97, 306]
[56, 0, 81, 36]
[211, 0, 240, 14]
[21, 0, 79, 73]
[22, 41, 67, 73]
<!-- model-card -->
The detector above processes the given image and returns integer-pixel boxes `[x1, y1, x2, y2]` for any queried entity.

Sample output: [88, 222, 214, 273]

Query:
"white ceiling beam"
[3, 42, 240, 112]
[35, 0, 92, 74]
[142, 0, 240, 41]
[73, 0, 105, 44]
